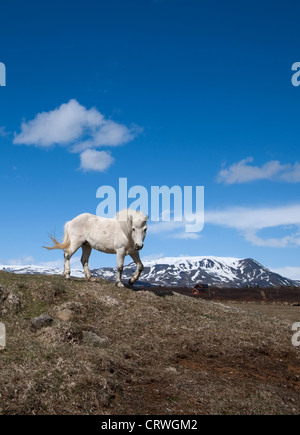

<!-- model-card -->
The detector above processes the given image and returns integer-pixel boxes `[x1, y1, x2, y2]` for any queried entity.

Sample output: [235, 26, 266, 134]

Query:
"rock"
[0, 285, 22, 314]
[82, 331, 108, 346]
[31, 313, 53, 330]
[53, 302, 87, 319]
[98, 295, 120, 307]
[63, 326, 83, 343]
[0, 322, 6, 349]
[165, 367, 178, 374]
[61, 302, 86, 313]
[56, 309, 73, 321]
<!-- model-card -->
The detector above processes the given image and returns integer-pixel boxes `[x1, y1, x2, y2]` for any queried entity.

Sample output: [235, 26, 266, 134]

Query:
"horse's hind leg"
[63, 251, 72, 279]
[63, 241, 81, 279]
[81, 243, 92, 280]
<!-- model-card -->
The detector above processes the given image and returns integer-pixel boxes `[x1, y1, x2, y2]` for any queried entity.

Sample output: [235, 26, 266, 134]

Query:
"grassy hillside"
[0, 270, 299, 415]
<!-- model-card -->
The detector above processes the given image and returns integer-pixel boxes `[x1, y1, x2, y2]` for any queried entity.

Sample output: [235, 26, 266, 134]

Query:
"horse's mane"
[116, 208, 147, 222]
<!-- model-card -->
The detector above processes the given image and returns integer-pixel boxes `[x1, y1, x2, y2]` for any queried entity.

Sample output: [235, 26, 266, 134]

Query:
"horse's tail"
[44, 222, 71, 253]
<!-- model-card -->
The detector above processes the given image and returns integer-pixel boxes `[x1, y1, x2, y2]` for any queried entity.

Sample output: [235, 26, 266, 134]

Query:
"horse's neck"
[119, 219, 132, 239]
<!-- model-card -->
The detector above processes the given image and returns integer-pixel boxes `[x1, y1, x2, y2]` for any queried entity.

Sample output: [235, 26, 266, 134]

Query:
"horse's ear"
[144, 214, 149, 221]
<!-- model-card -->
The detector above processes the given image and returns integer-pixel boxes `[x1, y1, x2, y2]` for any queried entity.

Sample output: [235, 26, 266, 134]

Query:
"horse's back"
[69, 213, 117, 236]
[67, 213, 97, 234]
[71, 212, 94, 221]
[69, 213, 120, 253]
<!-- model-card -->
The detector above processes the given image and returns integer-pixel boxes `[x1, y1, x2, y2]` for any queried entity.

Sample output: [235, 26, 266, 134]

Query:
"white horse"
[45, 209, 148, 287]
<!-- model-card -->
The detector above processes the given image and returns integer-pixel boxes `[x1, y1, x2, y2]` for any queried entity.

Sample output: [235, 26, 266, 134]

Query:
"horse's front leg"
[128, 251, 144, 286]
[115, 249, 126, 288]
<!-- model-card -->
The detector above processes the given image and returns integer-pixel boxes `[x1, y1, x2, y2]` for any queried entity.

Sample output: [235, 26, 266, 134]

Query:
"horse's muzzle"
[135, 243, 143, 251]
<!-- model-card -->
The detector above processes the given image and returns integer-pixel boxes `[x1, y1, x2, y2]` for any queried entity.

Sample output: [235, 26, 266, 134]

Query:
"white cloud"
[172, 232, 201, 240]
[36, 260, 64, 268]
[31, 256, 82, 269]
[14, 100, 99, 147]
[0, 256, 82, 269]
[218, 157, 300, 184]
[271, 266, 300, 281]
[79, 149, 115, 172]
[148, 218, 201, 239]
[86, 121, 138, 148]
[14, 99, 137, 148]
[13, 99, 140, 172]
[0, 126, 10, 137]
[148, 203, 300, 247]
[149, 220, 184, 234]
[5, 255, 35, 265]
[142, 253, 165, 261]
[205, 204, 300, 247]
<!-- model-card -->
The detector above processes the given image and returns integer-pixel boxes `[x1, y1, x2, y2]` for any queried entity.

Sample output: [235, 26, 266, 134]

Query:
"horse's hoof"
[128, 279, 134, 286]
[116, 282, 125, 288]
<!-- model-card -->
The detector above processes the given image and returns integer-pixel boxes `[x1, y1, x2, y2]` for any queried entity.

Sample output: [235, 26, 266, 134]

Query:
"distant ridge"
[0, 256, 298, 288]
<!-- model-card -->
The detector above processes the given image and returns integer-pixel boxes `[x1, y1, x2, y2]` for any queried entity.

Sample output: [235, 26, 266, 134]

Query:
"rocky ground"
[0, 270, 299, 415]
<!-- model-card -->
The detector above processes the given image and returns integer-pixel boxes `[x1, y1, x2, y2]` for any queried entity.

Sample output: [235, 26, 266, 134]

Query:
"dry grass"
[223, 301, 300, 324]
[0, 270, 299, 415]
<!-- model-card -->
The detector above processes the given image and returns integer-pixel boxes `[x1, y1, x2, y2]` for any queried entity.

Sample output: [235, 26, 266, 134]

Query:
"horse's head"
[129, 211, 148, 251]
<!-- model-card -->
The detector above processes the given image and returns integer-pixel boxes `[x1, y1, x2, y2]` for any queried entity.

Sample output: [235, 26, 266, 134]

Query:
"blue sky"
[1, 0, 300, 278]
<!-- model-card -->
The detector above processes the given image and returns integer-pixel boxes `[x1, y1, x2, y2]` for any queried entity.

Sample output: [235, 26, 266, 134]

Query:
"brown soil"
[0, 271, 299, 415]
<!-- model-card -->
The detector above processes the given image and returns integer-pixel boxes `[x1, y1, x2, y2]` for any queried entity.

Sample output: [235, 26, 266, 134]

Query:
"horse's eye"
[132, 228, 135, 231]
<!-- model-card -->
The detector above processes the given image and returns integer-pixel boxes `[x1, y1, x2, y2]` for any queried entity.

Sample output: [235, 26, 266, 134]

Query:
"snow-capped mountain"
[0, 256, 298, 288]
[0, 265, 84, 278]
[96, 256, 297, 288]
